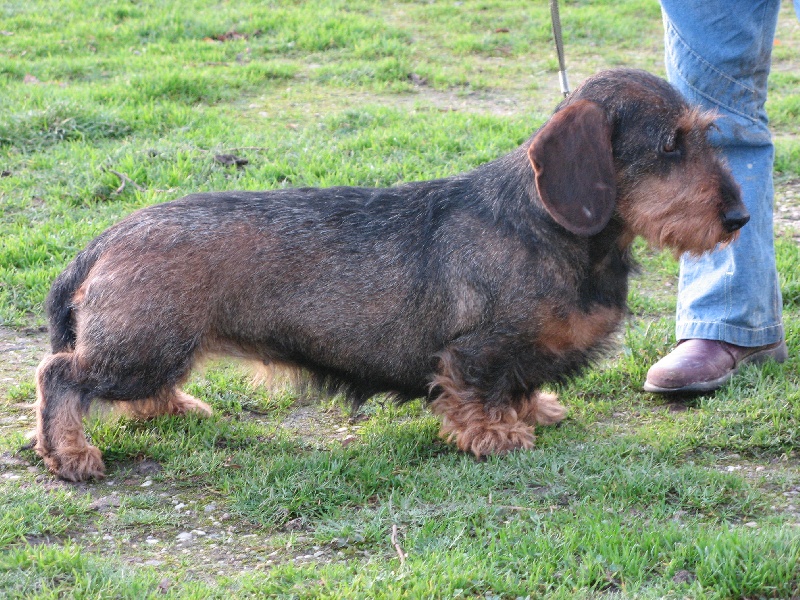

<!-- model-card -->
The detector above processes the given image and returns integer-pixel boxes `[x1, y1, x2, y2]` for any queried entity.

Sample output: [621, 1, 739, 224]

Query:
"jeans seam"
[665, 20, 759, 124]
[758, 1, 771, 82]
[725, 269, 732, 329]
[669, 20, 757, 94]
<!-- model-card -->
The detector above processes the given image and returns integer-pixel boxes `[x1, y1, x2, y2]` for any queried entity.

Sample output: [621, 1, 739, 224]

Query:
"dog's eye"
[661, 139, 680, 156]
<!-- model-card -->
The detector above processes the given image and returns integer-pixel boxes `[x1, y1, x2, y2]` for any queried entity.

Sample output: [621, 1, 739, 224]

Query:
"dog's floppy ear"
[527, 100, 615, 236]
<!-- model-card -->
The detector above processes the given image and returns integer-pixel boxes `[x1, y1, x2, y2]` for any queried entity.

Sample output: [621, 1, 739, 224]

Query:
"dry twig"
[391, 524, 406, 566]
[104, 168, 145, 195]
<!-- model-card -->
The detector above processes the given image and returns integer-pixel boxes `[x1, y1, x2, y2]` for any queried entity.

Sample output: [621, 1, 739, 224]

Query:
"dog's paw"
[459, 421, 536, 457]
[520, 391, 567, 426]
[432, 398, 537, 457]
[120, 390, 214, 419]
[168, 391, 213, 417]
[39, 444, 106, 482]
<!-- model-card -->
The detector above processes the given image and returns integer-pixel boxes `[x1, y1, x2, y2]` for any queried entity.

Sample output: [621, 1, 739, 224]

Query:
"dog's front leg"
[429, 347, 565, 456]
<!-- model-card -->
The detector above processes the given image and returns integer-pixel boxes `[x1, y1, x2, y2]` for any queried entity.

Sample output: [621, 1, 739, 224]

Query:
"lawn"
[1, 1, 799, 598]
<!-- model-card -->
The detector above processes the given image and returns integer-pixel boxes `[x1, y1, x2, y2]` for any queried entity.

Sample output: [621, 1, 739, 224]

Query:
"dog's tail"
[45, 235, 108, 354]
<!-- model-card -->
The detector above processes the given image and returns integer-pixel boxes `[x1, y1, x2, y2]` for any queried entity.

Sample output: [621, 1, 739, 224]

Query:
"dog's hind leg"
[35, 353, 105, 481]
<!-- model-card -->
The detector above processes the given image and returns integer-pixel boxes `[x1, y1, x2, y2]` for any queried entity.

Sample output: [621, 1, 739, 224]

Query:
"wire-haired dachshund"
[33, 68, 748, 481]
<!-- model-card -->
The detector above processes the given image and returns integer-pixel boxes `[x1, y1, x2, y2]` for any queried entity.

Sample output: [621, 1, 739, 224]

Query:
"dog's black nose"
[722, 208, 750, 233]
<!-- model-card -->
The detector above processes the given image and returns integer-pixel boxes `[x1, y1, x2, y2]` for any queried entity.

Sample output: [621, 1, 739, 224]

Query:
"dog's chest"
[536, 304, 625, 355]
[537, 243, 630, 356]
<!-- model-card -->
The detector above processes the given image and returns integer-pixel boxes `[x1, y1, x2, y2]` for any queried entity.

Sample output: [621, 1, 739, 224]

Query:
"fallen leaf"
[210, 30, 247, 42]
[672, 570, 696, 584]
[214, 154, 249, 168]
[285, 517, 304, 531]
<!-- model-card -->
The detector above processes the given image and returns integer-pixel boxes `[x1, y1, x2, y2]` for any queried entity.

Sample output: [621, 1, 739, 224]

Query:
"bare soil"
[775, 178, 800, 242]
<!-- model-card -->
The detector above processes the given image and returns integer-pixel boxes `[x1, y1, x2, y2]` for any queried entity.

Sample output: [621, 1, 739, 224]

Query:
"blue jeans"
[661, 0, 784, 347]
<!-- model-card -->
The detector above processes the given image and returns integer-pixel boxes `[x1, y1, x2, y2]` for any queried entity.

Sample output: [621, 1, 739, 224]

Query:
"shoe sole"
[643, 341, 788, 394]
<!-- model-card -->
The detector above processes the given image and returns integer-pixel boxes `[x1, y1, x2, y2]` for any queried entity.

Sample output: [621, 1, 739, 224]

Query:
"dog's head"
[527, 68, 748, 256]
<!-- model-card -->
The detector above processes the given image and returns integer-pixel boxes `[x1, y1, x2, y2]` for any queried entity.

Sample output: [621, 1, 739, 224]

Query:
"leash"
[549, 0, 570, 97]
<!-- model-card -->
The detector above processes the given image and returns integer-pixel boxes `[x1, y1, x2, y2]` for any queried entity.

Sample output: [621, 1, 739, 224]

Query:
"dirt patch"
[775, 178, 800, 241]
[0, 326, 46, 398]
[2, 458, 352, 584]
[278, 402, 363, 448]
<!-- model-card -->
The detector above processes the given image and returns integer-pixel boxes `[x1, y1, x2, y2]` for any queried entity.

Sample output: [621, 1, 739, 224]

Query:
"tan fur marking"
[430, 393, 536, 457]
[538, 305, 623, 355]
[618, 109, 737, 257]
[620, 169, 737, 257]
[677, 108, 717, 134]
[71, 283, 87, 307]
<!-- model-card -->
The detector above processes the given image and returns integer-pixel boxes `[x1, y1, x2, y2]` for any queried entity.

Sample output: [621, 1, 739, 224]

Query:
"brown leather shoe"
[644, 338, 788, 393]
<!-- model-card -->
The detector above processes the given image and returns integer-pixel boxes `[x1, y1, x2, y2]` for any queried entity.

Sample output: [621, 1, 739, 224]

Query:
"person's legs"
[645, 0, 786, 393]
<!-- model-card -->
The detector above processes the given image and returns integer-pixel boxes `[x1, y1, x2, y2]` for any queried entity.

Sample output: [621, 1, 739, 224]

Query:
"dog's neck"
[576, 216, 634, 310]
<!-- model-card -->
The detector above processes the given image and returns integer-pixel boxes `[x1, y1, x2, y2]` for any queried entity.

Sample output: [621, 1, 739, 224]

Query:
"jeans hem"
[675, 320, 784, 347]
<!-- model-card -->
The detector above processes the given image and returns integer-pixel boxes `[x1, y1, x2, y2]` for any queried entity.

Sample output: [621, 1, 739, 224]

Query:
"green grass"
[1, 0, 800, 598]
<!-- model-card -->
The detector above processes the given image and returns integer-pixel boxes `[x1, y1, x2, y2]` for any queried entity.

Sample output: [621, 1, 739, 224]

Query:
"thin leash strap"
[549, 0, 570, 97]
